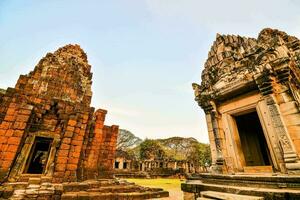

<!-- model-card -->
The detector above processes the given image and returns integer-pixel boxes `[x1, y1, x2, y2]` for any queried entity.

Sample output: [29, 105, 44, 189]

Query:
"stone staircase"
[197, 191, 264, 200]
[182, 174, 300, 199]
[61, 179, 168, 200]
[6, 177, 60, 200]
[1, 178, 169, 200]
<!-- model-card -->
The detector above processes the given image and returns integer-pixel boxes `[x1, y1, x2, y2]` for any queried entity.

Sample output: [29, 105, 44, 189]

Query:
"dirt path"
[125, 178, 184, 200]
[154, 188, 183, 200]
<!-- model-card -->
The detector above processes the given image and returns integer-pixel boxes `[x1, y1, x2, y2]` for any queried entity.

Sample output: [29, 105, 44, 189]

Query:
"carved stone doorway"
[235, 111, 272, 167]
[23, 137, 53, 174]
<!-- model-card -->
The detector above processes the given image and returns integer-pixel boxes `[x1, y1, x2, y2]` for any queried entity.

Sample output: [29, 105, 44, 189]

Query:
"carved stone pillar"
[255, 70, 300, 173]
[204, 104, 224, 174]
[193, 83, 224, 174]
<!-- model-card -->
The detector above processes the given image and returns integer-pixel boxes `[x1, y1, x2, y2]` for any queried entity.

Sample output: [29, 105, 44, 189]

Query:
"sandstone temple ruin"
[114, 150, 200, 179]
[0, 45, 168, 199]
[182, 28, 300, 199]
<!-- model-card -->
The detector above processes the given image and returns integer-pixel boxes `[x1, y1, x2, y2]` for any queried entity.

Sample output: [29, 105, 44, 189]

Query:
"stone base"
[0, 178, 169, 200]
[181, 173, 300, 200]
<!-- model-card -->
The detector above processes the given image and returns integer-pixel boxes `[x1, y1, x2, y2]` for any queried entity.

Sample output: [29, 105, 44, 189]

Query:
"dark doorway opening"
[123, 162, 127, 169]
[24, 137, 52, 174]
[235, 111, 272, 166]
[115, 161, 119, 169]
[159, 162, 163, 168]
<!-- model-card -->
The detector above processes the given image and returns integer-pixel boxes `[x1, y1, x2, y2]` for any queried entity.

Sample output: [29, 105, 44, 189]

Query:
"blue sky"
[1, 0, 300, 142]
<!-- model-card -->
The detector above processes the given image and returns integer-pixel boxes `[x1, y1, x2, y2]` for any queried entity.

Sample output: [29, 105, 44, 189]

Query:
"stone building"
[0, 45, 168, 199]
[114, 149, 134, 171]
[139, 159, 198, 174]
[182, 29, 300, 199]
[114, 151, 201, 178]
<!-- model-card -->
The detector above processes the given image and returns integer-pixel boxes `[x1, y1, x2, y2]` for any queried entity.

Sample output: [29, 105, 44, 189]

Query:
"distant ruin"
[114, 149, 202, 178]
[183, 28, 300, 199]
[113, 134, 210, 178]
[0, 45, 168, 199]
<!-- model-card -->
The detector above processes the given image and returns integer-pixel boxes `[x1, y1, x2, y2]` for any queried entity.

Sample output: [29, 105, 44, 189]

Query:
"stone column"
[255, 69, 300, 173]
[141, 162, 144, 171]
[204, 103, 224, 174]
[119, 159, 124, 170]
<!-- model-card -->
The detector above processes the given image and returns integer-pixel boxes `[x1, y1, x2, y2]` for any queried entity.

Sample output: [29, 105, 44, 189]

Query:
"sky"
[1, 0, 300, 143]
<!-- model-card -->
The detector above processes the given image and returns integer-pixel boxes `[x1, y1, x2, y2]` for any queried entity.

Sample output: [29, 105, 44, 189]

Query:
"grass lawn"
[124, 178, 185, 200]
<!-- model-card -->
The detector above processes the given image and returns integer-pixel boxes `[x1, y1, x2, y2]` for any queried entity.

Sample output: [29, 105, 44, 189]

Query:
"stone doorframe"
[219, 92, 283, 173]
[8, 132, 60, 181]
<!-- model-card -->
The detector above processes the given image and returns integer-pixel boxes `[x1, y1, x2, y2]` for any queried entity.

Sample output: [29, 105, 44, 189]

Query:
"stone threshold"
[182, 181, 300, 200]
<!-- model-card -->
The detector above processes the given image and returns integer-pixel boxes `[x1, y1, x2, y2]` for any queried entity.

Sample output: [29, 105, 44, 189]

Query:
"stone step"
[62, 180, 122, 192]
[201, 191, 264, 200]
[86, 185, 144, 193]
[61, 190, 169, 200]
[182, 180, 300, 199]
[2, 181, 29, 190]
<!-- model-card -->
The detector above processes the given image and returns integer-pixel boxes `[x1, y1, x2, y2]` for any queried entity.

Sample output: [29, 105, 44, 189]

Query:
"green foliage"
[139, 139, 165, 160]
[187, 143, 211, 166]
[198, 143, 212, 166]
[158, 137, 199, 160]
[118, 130, 212, 167]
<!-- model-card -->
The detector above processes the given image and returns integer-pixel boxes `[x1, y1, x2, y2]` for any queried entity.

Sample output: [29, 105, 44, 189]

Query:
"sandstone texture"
[184, 28, 300, 199]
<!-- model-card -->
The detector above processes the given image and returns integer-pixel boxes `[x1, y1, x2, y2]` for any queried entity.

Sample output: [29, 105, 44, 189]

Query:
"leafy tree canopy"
[117, 130, 212, 167]
[139, 139, 165, 160]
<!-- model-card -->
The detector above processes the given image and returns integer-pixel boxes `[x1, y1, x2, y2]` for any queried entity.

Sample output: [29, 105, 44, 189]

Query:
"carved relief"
[194, 28, 300, 174]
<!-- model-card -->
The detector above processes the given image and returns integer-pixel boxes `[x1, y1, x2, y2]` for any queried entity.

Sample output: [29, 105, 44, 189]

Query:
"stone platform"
[181, 173, 300, 200]
[0, 177, 169, 199]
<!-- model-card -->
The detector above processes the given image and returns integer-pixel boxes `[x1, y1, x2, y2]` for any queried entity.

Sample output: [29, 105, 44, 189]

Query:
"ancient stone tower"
[0, 44, 118, 183]
[0, 45, 169, 200]
[182, 28, 300, 199]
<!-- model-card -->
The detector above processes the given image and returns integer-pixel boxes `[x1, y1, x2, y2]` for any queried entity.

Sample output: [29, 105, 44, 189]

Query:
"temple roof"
[193, 28, 300, 109]
[199, 28, 300, 91]
[15, 44, 93, 105]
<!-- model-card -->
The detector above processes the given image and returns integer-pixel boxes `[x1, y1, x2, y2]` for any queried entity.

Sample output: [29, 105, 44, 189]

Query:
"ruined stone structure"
[139, 159, 199, 174]
[0, 45, 168, 199]
[114, 149, 201, 179]
[114, 150, 134, 170]
[182, 29, 300, 199]
[0, 44, 118, 183]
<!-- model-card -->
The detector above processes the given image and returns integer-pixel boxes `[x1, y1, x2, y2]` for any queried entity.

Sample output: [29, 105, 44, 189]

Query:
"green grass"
[124, 178, 184, 190]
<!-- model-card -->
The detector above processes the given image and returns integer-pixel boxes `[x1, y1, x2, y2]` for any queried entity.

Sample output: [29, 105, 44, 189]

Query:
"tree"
[139, 139, 165, 160]
[188, 143, 211, 166]
[198, 143, 211, 166]
[117, 129, 142, 150]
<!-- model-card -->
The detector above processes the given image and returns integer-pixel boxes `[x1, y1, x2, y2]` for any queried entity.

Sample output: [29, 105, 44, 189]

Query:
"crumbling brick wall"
[0, 44, 118, 183]
[78, 109, 118, 180]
